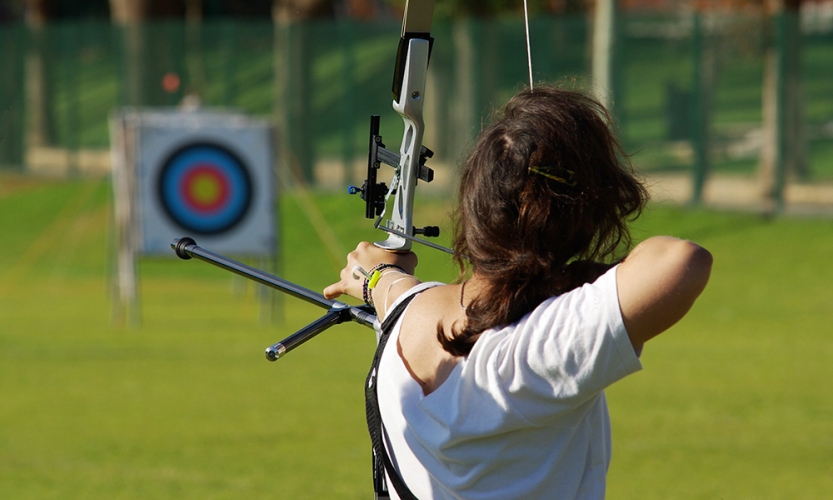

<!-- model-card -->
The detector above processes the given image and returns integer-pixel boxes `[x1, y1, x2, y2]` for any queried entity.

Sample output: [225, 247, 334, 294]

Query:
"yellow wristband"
[367, 270, 382, 289]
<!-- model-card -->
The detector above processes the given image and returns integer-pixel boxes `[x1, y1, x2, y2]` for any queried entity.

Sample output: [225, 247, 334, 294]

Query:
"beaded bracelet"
[361, 264, 408, 309]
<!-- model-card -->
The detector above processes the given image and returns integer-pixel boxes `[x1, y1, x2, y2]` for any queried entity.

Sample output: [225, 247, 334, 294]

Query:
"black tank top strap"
[366, 290, 422, 500]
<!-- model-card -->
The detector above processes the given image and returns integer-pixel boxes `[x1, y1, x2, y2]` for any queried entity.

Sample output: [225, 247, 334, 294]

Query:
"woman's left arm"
[323, 242, 420, 320]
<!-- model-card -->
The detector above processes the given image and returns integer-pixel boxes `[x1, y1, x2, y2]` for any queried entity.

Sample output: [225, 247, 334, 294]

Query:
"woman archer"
[324, 85, 712, 500]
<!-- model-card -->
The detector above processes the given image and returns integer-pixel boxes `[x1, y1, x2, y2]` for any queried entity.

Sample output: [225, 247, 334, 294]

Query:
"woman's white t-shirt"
[377, 266, 642, 500]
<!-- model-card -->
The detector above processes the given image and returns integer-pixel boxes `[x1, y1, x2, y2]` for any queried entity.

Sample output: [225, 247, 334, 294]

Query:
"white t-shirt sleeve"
[465, 265, 641, 425]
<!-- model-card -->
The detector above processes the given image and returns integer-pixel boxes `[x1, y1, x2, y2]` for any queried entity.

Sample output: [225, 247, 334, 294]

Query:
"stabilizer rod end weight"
[173, 237, 197, 260]
[265, 344, 286, 361]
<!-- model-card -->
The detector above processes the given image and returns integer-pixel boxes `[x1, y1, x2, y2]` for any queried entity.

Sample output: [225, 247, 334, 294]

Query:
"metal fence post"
[690, 12, 713, 206]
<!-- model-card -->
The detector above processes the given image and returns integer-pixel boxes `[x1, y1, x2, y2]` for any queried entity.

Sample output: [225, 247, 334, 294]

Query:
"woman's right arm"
[616, 236, 712, 349]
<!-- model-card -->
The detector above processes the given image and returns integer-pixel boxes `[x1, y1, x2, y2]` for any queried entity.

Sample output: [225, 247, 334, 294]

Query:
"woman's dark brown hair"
[440, 85, 649, 356]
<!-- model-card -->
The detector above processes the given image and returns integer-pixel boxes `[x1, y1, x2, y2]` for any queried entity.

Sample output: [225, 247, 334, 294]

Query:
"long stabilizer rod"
[171, 237, 377, 360]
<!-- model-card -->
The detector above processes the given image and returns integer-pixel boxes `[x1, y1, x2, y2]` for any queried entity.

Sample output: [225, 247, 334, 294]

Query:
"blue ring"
[157, 143, 253, 235]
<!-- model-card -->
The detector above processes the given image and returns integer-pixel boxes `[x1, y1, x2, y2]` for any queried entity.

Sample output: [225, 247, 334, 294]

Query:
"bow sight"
[348, 114, 442, 247]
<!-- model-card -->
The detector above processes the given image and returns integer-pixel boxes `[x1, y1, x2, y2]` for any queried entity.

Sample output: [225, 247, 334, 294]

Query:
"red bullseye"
[181, 164, 230, 214]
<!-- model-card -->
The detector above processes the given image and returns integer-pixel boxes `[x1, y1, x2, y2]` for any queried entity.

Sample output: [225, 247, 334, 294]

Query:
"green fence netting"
[1, 13, 831, 193]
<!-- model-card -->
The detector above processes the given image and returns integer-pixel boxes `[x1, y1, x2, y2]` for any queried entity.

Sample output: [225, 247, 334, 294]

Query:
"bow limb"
[375, 0, 436, 252]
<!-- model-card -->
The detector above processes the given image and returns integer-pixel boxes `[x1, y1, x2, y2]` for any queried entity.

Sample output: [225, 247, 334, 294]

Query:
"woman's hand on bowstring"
[323, 242, 418, 304]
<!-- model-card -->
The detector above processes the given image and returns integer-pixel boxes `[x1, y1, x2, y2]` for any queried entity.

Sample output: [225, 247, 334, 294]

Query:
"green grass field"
[1, 176, 831, 499]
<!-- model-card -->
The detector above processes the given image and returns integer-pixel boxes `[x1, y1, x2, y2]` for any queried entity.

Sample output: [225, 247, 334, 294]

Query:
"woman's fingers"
[323, 242, 418, 301]
[323, 266, 360, 299]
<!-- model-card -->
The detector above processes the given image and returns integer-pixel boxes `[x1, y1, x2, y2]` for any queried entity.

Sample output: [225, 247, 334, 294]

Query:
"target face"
[156, 143, 253, 235]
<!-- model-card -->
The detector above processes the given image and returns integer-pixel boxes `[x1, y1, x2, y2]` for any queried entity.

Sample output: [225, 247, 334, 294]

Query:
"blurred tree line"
[0, 0, 812, 209]
[0, 0, 590, 23]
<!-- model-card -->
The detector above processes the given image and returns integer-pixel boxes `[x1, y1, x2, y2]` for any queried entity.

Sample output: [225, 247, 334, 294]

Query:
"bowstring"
[523, 0, 534, 89]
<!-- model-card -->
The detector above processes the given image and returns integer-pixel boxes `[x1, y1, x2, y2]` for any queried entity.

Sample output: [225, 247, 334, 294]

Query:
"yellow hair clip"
[528, 166, 577, 187]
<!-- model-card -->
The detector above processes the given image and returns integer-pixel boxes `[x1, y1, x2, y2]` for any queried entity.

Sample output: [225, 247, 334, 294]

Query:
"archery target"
[131, 109, 276, 256]
[157, 143, 253, 235]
